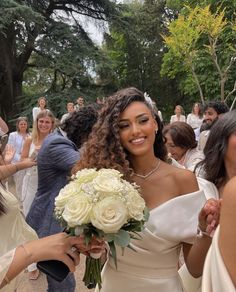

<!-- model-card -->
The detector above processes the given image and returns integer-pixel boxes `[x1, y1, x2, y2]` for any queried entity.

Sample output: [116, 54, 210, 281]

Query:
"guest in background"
[7, 117, 30, 201]
[163, 122, 204, 173]
[32, 96, 47, 121]
[187, 102, 204, 130]
[21, 110, 55, 280]
[61, 102, 75, 124]
[170, 105, 186, 123]
[198, 101, 229, 151]
[74, 96, 84, 110]
[26, 104, 101, 292]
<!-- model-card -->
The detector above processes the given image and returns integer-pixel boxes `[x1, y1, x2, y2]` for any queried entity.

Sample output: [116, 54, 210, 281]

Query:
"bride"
[73, 87, 219, 292]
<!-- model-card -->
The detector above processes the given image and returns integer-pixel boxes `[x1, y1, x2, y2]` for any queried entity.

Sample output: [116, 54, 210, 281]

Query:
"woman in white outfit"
[163, 122, 204, 173]
[170, 105, 186, 123]
[32, 96, 47, 121]
[21, 110, 55, 279]
[7, 117, 30, 201]
[187, 102, 204, 130]
[73, 87, 219, 292]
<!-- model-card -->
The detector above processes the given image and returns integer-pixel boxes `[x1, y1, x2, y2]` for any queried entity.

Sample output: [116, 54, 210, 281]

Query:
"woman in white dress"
[73, 87, 219, 292]
[187, 102, 204, 130]
[7, 117, 30, 200]
[202, 177, 236, 292]
[170, 105, 186, 123]
[32, 96, 47, 121]
[21, 110, 55, 279]
[197, 110, 236, 291]
[21, 110, 55, 216]
[163, 122, 204, 173]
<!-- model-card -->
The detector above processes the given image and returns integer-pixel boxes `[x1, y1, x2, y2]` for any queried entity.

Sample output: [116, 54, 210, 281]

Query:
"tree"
[162, 4, 236, 107]
[0, 0, 117, 119]
[101, 0, 182, 118]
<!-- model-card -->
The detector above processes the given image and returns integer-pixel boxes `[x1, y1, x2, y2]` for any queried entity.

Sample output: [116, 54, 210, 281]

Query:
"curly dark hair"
[203, 100, 229, 114]
[197, 110, 236, 188]
[73, 87, 167, 179]
[61, 104, 101, 149]
[163, 122, 197, 150]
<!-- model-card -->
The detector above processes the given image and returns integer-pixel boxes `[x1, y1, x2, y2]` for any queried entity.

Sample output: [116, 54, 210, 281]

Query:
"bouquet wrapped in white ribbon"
[55, 168, 149, 289]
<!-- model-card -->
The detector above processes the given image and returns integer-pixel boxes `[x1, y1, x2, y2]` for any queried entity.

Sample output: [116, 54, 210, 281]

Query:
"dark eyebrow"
[119, 113, 148, 122]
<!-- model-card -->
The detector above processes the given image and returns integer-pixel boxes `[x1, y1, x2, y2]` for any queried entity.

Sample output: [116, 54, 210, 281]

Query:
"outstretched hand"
[198, 199, 222, 237]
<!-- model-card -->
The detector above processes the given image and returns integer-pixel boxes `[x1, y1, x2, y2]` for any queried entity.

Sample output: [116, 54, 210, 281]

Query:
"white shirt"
[170, 115, 186, 123]
[187, 113, 203, 129]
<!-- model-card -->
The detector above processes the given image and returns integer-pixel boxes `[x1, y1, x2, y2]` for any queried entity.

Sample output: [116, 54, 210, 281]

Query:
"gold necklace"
[133, 159, 161, 179]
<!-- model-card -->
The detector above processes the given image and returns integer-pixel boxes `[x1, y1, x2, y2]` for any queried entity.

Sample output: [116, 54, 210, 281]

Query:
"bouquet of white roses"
[55, 168, 149, 289]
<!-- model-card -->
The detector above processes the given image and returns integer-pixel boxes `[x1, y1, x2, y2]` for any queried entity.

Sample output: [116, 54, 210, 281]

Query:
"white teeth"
[131, 138, 145, 144]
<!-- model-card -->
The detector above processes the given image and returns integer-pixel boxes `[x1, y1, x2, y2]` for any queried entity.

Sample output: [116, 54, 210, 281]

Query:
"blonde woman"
[21, 110, 55, 280]
[7, 117, 30, 201]
[170, 105, 186, 123]
[32, 96, 47, 121]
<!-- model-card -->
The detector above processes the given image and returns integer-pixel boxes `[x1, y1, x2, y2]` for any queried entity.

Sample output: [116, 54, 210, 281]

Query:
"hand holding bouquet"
[55, 168, 149, 289]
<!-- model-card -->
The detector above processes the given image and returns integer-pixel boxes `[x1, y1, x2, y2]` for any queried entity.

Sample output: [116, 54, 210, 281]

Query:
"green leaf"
[114, 229, 130, 248]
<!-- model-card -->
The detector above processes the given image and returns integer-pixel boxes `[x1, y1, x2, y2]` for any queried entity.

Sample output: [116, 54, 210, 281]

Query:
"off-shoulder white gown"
[97, 190, 205, 292]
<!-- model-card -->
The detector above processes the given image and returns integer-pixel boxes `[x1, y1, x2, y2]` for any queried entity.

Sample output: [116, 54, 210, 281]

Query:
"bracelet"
[196, 225, 212, 239]
[19, 244, 31, 266]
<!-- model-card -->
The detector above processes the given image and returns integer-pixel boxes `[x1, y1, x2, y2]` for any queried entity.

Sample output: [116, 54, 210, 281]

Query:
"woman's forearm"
[184, 235, 212, 278]
[0, 245, 32, 288]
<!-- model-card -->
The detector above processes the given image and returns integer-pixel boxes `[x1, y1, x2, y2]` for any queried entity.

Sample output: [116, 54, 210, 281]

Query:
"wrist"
[196, 225, 212, 239]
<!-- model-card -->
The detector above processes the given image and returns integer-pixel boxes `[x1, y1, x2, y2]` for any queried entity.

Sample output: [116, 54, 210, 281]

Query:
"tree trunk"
[0, 35, 23, 120]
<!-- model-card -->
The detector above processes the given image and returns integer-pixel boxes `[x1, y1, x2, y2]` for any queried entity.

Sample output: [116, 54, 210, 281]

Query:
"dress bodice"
[99, 190, 206, 292]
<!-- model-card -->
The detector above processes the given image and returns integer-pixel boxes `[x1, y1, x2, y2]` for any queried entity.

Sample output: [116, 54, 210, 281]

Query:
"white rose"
[62, 195, 92, 227]
[91, 197, 128, 233]
[74, 168, 98, 183]
[98, 168, 122, 179]
[93, 172, 123, 196]
[126, 190, 145, 221]
[55, 181, 80, 213]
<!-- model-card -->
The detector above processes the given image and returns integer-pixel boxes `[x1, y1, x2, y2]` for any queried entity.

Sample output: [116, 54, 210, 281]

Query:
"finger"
[67, 249, 80, 266]
[61, 254, 76, 272]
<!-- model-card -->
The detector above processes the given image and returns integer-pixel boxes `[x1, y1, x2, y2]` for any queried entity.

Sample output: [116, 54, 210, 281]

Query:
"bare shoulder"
[163, 162, 199, 195]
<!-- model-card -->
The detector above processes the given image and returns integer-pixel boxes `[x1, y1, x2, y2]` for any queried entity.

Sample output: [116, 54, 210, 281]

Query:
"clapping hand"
[4, 144, 16, 164]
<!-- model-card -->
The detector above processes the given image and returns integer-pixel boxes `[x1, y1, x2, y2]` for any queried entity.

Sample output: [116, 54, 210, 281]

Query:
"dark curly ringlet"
[73, 87, 167, 180]
[197, 110, 236, 188]
[61, 103, 101, 149]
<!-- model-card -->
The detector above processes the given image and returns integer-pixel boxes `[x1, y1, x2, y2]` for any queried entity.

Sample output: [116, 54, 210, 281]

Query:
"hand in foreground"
[198, 198, 221, 237]
[73, 235, 106, 257]
[4, 144, 16, 164]
[24, 233, 83, 272]
[18, 158, 37, 169]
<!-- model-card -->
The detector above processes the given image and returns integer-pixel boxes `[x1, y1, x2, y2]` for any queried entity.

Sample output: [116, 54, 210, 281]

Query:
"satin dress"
[97, 190, 206, 292]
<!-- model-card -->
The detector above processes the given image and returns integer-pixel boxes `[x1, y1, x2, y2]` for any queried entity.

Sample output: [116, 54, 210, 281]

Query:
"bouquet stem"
[83, 256, 102, 290]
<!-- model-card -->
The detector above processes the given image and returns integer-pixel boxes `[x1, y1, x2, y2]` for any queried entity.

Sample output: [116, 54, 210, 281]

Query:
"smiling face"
[118, 101, 157, 157]
[204, 107, 218, 125]
[164, 132, 187, 161]
[38, 97, 46, 109]
[37, 116, 53, 135]
[17, 120, 28, 133]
